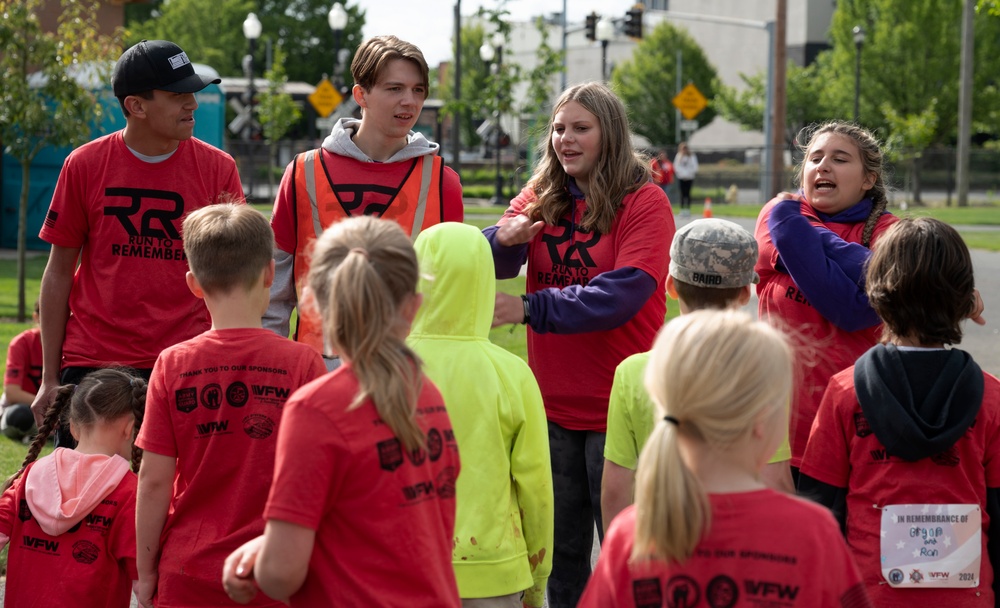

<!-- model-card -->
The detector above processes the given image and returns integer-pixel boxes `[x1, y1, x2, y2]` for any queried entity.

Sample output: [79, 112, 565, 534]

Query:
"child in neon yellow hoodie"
[409, 222, 553, 607]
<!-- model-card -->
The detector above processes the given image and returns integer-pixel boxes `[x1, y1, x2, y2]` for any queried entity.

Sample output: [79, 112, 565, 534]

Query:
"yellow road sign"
[308, 79, 343, 118]
[672, 83, 708, 120]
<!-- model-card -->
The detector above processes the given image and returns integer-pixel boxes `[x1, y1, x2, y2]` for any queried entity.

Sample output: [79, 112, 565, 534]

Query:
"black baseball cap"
[112, 40, 221, 97]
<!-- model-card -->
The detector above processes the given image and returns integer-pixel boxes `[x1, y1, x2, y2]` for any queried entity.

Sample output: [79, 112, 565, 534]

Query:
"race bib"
[880, 504, 981, 588]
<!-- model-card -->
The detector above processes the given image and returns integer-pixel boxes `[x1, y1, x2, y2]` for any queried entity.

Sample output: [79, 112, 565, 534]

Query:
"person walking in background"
[672, 142, 698, 217]
[135, 204, 325, 608]
[0, 368, 147, 607]
[408, 222, 553, 607]
[800, 218, 994, 607]
[754, 121, 900, 478]
[264, 35, 463, 368]
[649, 150, 674, 202]
[1, 301, 42, 442]
[31, 40, 243, 441]
[579, 310, 871, 607]
[484, 81, 674, 607]
[223, 217, 461, 607]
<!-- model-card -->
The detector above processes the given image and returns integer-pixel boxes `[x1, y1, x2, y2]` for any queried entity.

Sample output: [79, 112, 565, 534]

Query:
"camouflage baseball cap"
[669, 219, 759, 289]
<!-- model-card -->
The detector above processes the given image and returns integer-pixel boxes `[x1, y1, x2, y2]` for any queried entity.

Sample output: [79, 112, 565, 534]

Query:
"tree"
[611, 21, 719, 147]
[125, 0, 256, 77]
[257, 46, 302, 195]
[0, 0, 120, 322]
[714, 59, 833, 150]
[256, 0, 366, 85]
[127, 0, 366, 84]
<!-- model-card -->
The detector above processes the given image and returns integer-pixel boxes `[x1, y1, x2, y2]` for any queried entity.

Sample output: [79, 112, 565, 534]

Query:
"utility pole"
[956, 0, 974, 207]
[769, 0, 786, 197]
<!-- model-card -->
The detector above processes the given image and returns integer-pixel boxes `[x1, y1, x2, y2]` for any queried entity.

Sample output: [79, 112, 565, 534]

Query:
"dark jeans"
[546, 421, 606, 608]
[679, 179, 694, 210]
[53, 366, 151, 448]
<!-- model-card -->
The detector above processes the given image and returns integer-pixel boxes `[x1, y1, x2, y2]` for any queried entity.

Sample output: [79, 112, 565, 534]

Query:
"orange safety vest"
[291, 149, 444, 353]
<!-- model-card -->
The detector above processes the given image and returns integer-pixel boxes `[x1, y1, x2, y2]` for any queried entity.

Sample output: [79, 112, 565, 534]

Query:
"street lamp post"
[328, 3, 348, 89]
[596, 16, 614, 82]
[853, 25, 865, 123]
[242, 12, 262, 199]
[480, 32, 506, 206]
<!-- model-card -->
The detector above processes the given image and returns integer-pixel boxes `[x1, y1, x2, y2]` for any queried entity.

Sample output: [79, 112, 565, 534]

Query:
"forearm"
[263, 249, 295, 338]
[37, 256, 74, 385]
[482, 225, 529, 279]
[527, 267, 657, 334]
[600, 460, 635, 536]
[135, 478, 172, 577]
[768, 200, 879, 331]
[2, 384, 35, 406]
[254, 520, 313, 602]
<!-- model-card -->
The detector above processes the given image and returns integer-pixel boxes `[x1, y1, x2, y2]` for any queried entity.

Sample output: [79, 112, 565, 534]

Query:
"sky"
[353, 0, 638, 66]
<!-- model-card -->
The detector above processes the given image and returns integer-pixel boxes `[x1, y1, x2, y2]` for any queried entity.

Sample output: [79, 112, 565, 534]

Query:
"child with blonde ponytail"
[0, 368, 146, 607]
[223, 216, 461, 607]
[580, 310, 870, 607]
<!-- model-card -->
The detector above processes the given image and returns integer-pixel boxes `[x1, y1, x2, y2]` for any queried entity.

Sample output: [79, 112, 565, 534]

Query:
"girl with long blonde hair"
[222, 216, 461, 607]
[580, 310, 870, 607]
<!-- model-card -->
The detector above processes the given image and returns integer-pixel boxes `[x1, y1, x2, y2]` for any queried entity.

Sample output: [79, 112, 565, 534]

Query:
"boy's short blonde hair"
[182, 202, 274, 294]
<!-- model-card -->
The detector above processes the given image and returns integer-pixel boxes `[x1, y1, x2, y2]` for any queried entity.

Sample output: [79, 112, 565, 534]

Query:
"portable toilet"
[0, 62, 226, 251]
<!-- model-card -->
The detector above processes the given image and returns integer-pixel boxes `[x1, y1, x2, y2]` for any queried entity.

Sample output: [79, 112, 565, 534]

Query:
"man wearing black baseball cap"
[112, 39, 221, 99]
[32, 40, 245, 457]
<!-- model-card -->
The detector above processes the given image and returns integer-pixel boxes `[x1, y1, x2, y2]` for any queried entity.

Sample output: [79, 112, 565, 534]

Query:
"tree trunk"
[912, 154, 923, 206]
[17, 161, 30, 323]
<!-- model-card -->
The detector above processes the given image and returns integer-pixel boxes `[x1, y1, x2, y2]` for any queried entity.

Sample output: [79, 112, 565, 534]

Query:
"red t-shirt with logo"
[801, 367, 1000, 607]
[0, 462, 137, 608]
[503, 183, 673, 431]
[265, 363, 461, 607]
[4, 327, 42, 396]
[136, 328, 325, 608]
[38, 132, 244, 369]
[755, 199, 896, 466]
[580, 492, 872, 608]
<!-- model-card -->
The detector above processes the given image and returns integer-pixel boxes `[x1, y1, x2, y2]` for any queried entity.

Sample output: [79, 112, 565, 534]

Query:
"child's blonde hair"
[633, 310, 792, 563]
[182, 202, 274, 294]
[4, 368, 147, 491]
[307, 216, 425, 451]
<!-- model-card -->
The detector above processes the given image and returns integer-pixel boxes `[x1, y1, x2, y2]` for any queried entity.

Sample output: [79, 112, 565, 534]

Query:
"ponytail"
[632, 421, 708, 563]
[309, 217, 425, 452]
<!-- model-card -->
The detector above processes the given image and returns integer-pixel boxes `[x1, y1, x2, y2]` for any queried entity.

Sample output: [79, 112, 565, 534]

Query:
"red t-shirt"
[755, 199, 896, 466]
[270, 148, 463, 255]
[800, 367, 1000, 607]
[0, 462, 137, 608]
[503, 183, 673, 431]
[265, 364, 461, 607]
[4, 327, 42, 395]
[580, 492, 872, 608]
[39, 132, 244, 369]
[136, 328, 325, 608]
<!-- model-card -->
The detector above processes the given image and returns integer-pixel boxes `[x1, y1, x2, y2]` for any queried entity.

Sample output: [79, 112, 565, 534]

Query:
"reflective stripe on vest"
[290, 150, 444, 353]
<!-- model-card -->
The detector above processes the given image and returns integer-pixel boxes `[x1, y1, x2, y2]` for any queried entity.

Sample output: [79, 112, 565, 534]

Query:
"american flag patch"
[43, 210, 58, 229]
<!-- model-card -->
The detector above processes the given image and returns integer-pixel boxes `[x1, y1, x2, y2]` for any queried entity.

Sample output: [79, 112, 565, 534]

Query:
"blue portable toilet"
[0, 62, 226, 251]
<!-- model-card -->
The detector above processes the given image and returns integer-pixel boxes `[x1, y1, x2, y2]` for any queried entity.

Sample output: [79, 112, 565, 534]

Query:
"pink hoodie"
[0, 448, 129, 546]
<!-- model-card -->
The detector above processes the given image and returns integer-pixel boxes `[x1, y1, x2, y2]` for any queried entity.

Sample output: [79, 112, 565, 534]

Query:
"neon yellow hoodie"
[408, 222, 553, 606]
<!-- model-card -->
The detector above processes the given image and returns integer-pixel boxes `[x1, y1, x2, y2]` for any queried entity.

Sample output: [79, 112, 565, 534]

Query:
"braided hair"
[3, 368, 147, 491]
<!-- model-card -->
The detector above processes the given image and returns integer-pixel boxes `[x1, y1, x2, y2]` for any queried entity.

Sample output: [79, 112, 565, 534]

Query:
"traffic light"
[624, 6, 643, 39]
[585, 12, 598, 42]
